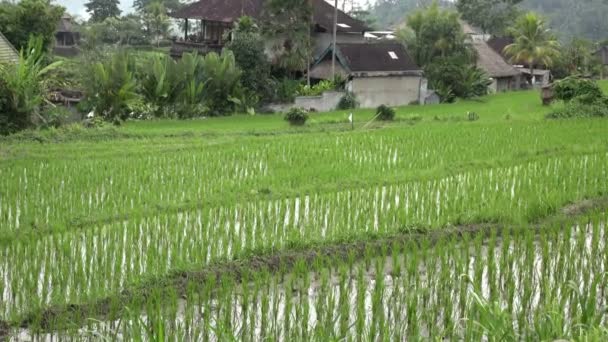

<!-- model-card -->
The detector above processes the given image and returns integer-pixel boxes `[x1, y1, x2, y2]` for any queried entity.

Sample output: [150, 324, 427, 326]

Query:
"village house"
[460, 22, 520, 92]
[0, 31, 18, 64]
[310, 42, 428, 108]
[487, 36, 551, 88]
[472, 40, 520, 92]
[169, 0, 369, 59]
[53, 13, 80, 57]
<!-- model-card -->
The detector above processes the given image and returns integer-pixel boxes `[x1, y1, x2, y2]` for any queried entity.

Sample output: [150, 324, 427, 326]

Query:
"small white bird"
[87, 111, 94, 119]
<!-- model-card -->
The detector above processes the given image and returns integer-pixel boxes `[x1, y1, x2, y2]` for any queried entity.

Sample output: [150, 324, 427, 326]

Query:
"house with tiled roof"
[169, 0, 369, 59]
[0, 31, 18, 64]
[310, 42, 428, 107]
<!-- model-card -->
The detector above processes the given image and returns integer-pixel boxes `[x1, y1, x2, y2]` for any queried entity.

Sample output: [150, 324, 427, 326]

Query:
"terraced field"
[1, 86, 608, 340]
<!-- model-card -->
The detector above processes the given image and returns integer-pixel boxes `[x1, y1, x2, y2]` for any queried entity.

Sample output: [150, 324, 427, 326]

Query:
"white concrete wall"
[349, 76, 423, 108]
[294, 91, 345, 112]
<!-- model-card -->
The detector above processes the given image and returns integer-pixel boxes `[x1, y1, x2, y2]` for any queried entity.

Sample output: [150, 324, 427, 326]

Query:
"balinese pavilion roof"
[170, 0, 369, 33]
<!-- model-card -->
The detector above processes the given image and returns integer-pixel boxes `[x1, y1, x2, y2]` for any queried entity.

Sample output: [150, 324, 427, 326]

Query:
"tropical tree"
[81, 50, 139, 121]
[226, 17, 272, 103]
[0, 0, 64, 51]
[400, 2, 472, 67]
[0, 36, 62, 134]
[504, 12, 560, 84]
[399, 3, 489, 102]
[263, 0, 313, 74]
[456, 0, 522, 35]
[200, 51, 242, 116]
[142, 1, 170, 47]
[134, 0, 182, 13]
[85, 0, 121, 23]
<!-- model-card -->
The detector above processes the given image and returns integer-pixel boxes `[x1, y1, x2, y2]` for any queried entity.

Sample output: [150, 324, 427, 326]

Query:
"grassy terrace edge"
[5, 196, 608, 334]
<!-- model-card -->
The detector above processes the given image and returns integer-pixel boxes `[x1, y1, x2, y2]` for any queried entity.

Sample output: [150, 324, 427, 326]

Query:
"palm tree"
[504, 12, 560, 85]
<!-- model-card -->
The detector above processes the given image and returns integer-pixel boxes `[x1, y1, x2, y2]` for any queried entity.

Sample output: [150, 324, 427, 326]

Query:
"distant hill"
[522, 0, 608, 41]
[367, 0, 608, 42]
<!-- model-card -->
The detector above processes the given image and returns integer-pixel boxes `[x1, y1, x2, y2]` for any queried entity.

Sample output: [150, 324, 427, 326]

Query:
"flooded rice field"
[10, 219, 608, 340]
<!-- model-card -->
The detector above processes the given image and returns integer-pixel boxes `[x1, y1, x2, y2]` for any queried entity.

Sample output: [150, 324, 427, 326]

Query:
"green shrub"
[337, 92, 358, 110]
[284, 107, 309, 126]
[82, 50, 139, 122]
[467, 111, 479, 121]
[297, 80, 335, 97]
[41, 106, 71, 129]
[546, 102, 608, 119]
[0, 36, 62, 135]
[376, 105, 396, 121]
[200, 51, 242, 116]
[553, 77, 604, 103]
[272, 78, 300, 103]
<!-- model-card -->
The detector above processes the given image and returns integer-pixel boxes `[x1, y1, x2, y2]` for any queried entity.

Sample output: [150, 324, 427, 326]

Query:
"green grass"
[119, 83, 608, 136]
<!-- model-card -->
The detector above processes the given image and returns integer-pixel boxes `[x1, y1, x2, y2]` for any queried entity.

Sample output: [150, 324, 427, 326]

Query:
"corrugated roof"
[472, 40, 520, 78]
[318, 42, 421, 73]
[171, 0, 369, 33]
[0, 31, 18, 64]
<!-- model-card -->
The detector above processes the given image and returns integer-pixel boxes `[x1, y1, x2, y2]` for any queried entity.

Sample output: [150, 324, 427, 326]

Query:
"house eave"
[351, 70, 424, 77]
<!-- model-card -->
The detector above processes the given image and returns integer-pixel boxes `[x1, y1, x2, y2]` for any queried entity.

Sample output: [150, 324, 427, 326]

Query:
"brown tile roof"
[171, 0, 369, 33]
[318, 42, 421, 73]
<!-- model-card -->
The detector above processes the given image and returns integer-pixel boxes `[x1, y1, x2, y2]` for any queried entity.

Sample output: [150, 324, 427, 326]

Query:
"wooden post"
[331, 0, 338, 80]
[184, 19, 189, 41]
[201, 19, 207, 42]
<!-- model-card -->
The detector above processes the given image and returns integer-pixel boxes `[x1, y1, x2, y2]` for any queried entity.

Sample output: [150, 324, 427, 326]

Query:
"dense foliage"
[504, 12, 560, 76]
[548, 77, 608, 119]
[226, 17, 272, 105]
[78, 49, 244, 121]
[263, 0, 313, 73]
[0, 37, 62, 135]
[0, 0, 64, 51]
[85, 0, 121, 23]
[553, 77, 604, 103]
[400, 4, 490, 102]
[456, 0, 522, 35]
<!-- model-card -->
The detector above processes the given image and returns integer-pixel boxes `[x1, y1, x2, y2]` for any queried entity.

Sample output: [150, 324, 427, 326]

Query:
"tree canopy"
[456, 0, 522, 35]
[504, 12, 560, 81]
[0, 0, 64, 51]
[85, 0, 121, 23]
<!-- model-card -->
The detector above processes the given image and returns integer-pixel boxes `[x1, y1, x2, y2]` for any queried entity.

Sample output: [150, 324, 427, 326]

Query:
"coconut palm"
[504, 12, 560, 85]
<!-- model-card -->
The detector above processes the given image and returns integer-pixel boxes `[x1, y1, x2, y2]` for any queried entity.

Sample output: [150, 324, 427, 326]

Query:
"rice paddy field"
[1, 84, 608, 340]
